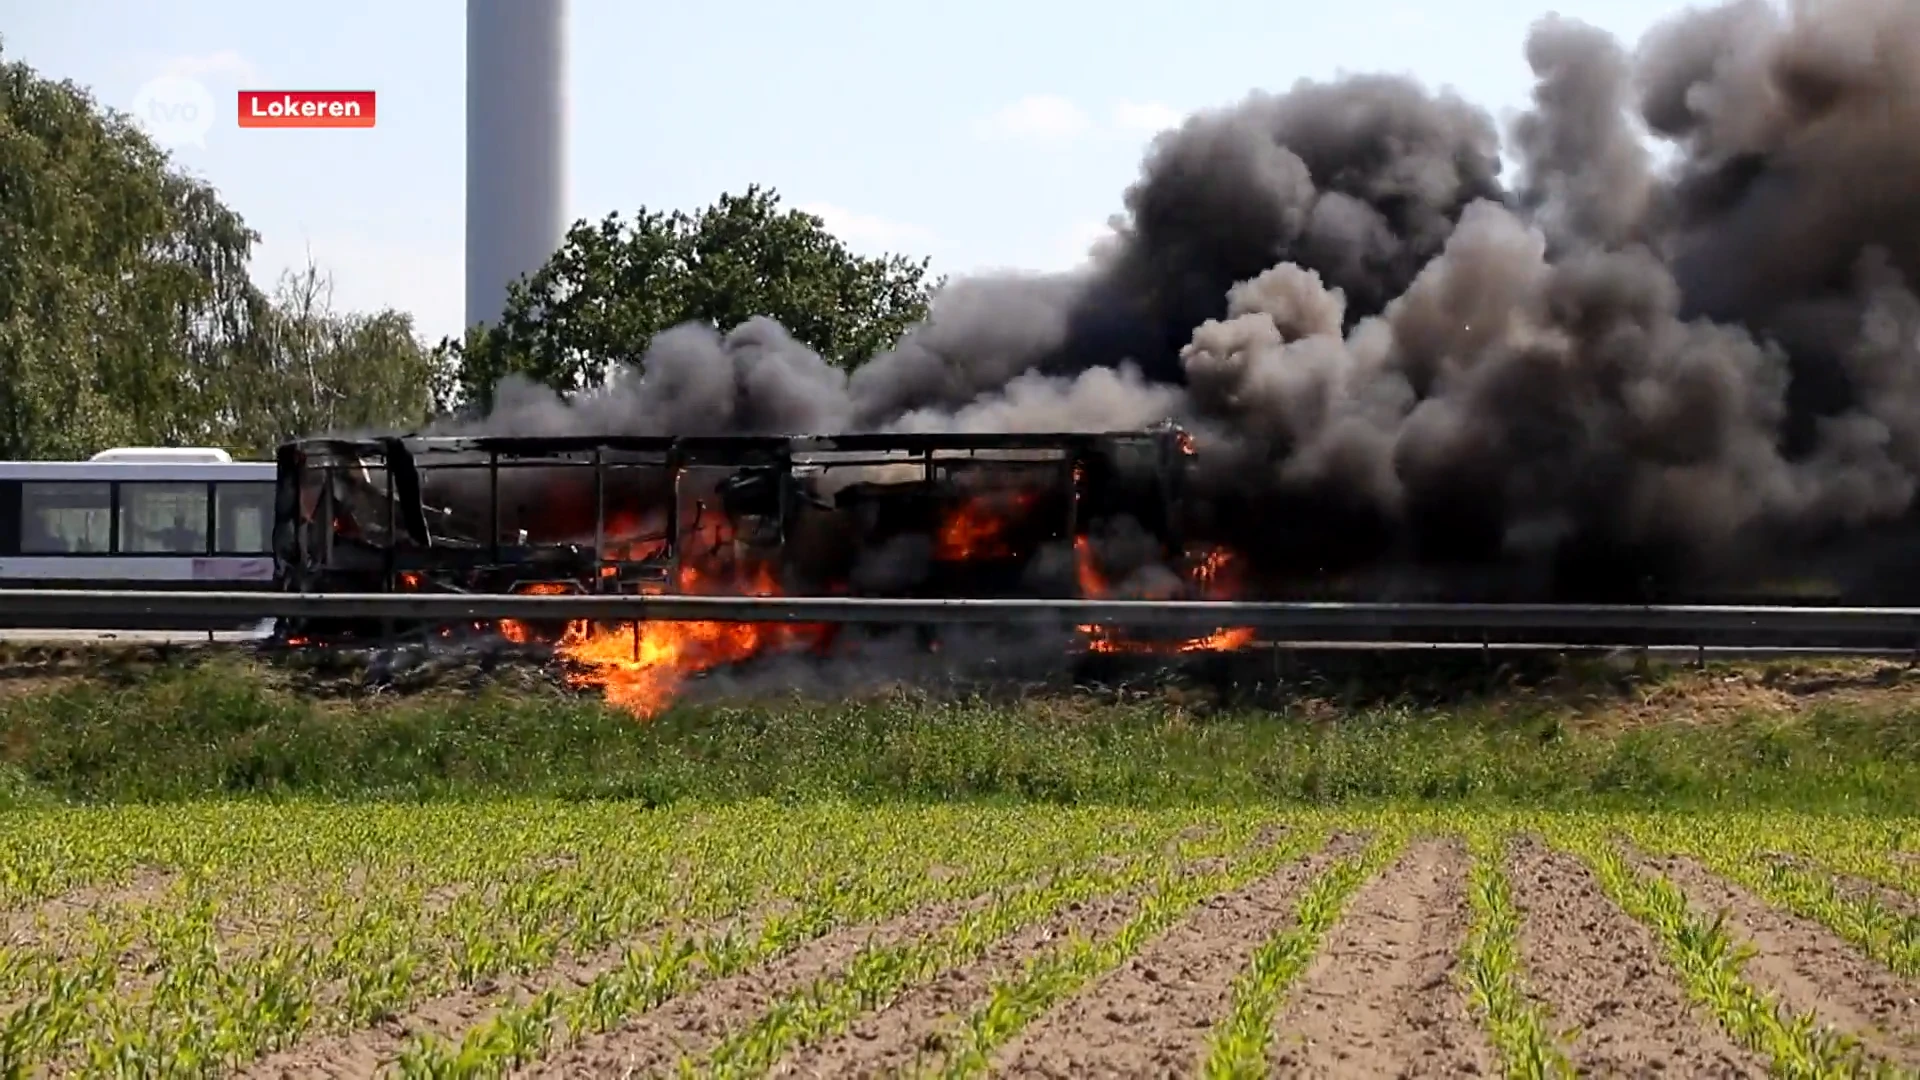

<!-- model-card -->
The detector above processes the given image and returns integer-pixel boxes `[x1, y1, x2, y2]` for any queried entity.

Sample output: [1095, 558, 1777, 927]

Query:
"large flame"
[552, 565, 830, 717]
[496, 514, 832, 717]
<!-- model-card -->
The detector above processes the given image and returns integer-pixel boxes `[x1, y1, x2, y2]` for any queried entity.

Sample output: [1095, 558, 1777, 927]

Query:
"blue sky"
[10, 0, 1691, 344]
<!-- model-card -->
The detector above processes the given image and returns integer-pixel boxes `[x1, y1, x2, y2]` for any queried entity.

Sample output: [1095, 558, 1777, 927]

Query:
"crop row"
[0, 807, 1915, 1077]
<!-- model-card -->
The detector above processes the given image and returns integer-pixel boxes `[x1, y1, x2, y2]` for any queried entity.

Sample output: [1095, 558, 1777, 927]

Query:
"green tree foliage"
[0, 42, 260, 457]
[224, 262, 439, 451]
[0, 41, 437, 458]
[2, 41, 927, 454]
[438, 185, 937, 413]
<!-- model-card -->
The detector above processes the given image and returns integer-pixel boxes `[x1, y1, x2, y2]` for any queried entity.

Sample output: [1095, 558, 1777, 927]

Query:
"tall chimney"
[465, 0, 568, 334]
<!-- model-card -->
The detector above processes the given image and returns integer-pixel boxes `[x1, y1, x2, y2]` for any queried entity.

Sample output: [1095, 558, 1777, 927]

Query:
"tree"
[0, 41, 443, 457]
[439, 185, 936, 413]
[0, 40, 262, 458]
[221, 262, 440, 452]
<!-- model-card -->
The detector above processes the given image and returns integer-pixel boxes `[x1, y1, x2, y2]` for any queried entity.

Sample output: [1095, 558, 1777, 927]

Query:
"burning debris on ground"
[275, 0, 1920, 716]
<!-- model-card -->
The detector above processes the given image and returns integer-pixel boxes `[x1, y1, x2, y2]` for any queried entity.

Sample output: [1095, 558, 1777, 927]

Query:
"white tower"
[465, 0, 568, 332]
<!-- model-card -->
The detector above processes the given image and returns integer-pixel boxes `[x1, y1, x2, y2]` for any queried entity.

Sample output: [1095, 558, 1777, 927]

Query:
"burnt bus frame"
[272, 430, 1190, 608]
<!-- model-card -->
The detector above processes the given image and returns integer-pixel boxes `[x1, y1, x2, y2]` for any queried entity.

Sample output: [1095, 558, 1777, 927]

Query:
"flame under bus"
[270, 429, 1193, 643]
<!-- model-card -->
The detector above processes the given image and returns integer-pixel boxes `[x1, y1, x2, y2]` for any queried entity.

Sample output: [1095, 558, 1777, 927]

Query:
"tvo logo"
[131, 75, 217, 150]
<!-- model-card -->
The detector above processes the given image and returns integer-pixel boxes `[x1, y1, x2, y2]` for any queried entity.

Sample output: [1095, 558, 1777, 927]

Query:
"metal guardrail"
[0, 589, 1918, 642]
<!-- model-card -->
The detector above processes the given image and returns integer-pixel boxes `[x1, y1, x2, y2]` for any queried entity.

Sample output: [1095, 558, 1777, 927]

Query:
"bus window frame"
[18, 480, 115, 555]
[5, 461, 278, 562]
[213, 481, 275, 556]
[116, 480, 217, 556]
[12, 480, 272, 558]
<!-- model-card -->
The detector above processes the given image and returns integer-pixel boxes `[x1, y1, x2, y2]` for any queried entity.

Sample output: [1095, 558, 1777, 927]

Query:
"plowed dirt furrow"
[764, 891, 1144, 1079]
[1266, 837, 1493, 1078]
[1763, 852, 1920, 920]
[1508, 838, 1766, 1077]
[236, 906, 767, 1080]
[977, 841, 1350, 1079]
[1648, 853, 1920, 1068]
[1, 869, 175, 947]
[515, 899, 972, 1079]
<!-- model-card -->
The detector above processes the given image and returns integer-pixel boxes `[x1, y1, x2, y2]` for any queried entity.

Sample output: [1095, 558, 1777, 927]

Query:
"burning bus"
[268, 425, 1255, 710]
[271, 426, 1196, 601]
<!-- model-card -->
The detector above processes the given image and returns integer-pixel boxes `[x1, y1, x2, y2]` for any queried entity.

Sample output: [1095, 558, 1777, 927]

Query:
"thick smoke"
[442, 0, 1920, 600]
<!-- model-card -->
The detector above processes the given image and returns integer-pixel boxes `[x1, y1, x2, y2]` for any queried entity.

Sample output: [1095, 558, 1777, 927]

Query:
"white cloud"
[1110, 101, 1184, 137]
[799, 202, 936, 252]
[974, 95, 1092, 140]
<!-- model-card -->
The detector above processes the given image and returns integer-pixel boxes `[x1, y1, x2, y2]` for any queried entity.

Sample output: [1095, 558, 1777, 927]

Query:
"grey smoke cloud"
[440, 0, 1920, 599]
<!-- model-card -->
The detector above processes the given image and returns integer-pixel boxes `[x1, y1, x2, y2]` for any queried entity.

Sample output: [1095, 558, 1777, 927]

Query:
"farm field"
[3, 802, 1919, 1078]
[6, 651, 1920, 1075]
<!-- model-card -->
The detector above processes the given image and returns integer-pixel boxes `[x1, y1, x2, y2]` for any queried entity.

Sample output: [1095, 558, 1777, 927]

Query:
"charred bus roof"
[276, 427, 1187, 465]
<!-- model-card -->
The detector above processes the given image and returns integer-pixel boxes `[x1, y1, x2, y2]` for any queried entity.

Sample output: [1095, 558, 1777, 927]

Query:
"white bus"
[0, 450, 277, 596]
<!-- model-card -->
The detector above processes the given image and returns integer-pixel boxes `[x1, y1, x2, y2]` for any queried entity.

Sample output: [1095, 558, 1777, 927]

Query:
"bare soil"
[1758, 851, 1920, 920]
[1647, 853, 1920, 1069]
[1507, 838, 1768, 1076]
[1266, 837, 1495, 1078]
[976, 836, 1360, 1079]
[518, 897, 975, 1078]
[0, 868, 175, 947]
[236, 904, 765, 1080]
[1494, 658, 1920, 731]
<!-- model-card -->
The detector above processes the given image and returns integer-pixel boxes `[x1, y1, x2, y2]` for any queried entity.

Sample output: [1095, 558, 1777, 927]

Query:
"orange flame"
[495, 514, 831, 718]
[933, 491, 1036, 561]
[1073, 537, 1253, 653]
[551, 563, 829, 716]
[498, 582, 572, 645]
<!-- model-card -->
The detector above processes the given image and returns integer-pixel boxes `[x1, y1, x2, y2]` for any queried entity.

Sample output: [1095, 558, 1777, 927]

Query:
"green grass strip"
[1458, 832, 1575, 1080]
[1196, 831, 1402, 1079]
[1551, 828, 1884, 1080]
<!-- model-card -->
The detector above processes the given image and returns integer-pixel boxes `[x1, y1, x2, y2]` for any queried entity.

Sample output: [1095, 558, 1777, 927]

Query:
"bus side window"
[215, 482, 273, 553]
[118, 482, 211, 554]
[20, 482, 112, 553]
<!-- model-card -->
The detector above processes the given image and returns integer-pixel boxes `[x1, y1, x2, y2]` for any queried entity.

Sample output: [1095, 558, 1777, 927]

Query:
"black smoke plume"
[441, 0, 1920, 602]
